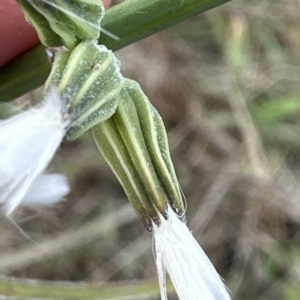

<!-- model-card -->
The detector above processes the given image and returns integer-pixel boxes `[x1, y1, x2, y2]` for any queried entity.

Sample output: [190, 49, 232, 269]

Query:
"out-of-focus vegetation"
[1, 0, 300, 299]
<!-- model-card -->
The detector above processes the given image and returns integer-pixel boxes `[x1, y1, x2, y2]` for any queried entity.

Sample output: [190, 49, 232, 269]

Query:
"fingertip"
[0, 0, 39, 66]
[0, 0, 112, 66]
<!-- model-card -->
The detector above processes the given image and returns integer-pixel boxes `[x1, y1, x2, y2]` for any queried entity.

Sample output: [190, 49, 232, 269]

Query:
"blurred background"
[1, 0, 300, 299]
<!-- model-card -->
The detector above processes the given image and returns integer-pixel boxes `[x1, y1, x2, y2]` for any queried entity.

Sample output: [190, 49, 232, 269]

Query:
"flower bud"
[45, 41, 123, 140]
[93, 79, 185, 231]
[17, 0, 104, 48]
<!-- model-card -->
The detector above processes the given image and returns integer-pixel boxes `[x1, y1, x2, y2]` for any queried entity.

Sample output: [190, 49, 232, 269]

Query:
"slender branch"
[0, 276, 174, 299]
[0, 0, 231, 102]
[99, 0, 232, 50]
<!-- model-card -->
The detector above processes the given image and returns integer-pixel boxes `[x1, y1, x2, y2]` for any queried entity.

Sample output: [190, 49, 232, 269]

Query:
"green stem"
[0, 276, 174, 299]
[99, 0, 231, 50]
[0, 0, 231, 102]
[0, 45, 51, 102]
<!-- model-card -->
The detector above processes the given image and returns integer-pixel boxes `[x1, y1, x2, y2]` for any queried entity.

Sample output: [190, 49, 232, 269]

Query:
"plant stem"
[0, 0, 231, 102]
[0, 45, 50, 102]
[99, 0, 231, 50]
[0, 276, 174, 299]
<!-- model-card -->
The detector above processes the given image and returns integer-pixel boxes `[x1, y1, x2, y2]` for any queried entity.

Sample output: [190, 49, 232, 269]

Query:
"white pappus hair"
[0, 88, 70, 216]
[153, 207, 231, 300]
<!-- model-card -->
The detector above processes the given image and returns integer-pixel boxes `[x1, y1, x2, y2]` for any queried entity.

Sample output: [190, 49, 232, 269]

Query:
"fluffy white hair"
[153, 207, 231, 300]
[0, 89, 69, 216]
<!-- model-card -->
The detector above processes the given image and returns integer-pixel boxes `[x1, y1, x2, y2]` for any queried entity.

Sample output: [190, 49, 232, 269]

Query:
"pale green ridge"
[125, 79, 185, 216]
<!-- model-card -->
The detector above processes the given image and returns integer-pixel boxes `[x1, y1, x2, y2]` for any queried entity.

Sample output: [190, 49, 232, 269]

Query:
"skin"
[0, 0, 112, 66]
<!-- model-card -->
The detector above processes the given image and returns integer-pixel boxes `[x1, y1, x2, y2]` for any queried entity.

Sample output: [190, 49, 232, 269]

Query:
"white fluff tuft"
[21, 174, 70, 206]
[153, 207, 231, 300]
[0, 89, 69, 216]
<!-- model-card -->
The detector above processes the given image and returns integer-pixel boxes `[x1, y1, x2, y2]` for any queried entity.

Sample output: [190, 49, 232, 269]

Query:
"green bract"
[17, 0, 104, 48]
[93, 79, 185, 231]
[45, 41, 123, 140]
